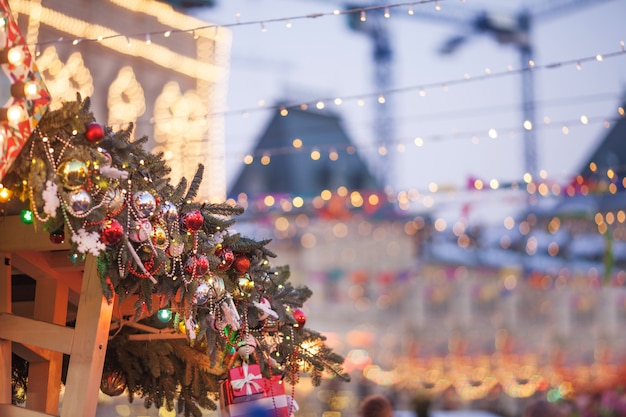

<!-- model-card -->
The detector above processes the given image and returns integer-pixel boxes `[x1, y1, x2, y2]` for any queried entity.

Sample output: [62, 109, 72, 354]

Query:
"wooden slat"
[0, 216, 69, 252]
[0, 313, 74, 355]
[0, 404, 56, 417]
[61, 256, 113, 417]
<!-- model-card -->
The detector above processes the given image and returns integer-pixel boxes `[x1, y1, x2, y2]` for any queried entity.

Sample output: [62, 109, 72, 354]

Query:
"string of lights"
[30, 0, 448, 47]
[128, 45, 626, 127]
[234, 113, 622, 161]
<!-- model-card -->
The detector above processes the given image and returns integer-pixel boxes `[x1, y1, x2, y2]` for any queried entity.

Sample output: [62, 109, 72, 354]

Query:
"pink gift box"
[227, 363, 264, 403]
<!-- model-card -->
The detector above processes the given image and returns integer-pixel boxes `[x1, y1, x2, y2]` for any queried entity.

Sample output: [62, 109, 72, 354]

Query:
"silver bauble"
[207, 276, 226, 300]
[104, 187, 125, 213]
[132, 191, 156, 218]
[58, 159, 88, 190]
[68, 188, 91, 214]
[193, 282, 211, 305]
[159, 201, 179, 223]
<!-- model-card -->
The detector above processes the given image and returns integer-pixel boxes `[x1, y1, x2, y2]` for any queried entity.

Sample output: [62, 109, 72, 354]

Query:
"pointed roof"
[577, 100, 626, 181]
[229, 107, 381, 198]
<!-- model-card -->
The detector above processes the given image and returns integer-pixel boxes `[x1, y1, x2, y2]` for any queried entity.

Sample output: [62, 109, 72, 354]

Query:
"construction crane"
[344, 0, 614, 183]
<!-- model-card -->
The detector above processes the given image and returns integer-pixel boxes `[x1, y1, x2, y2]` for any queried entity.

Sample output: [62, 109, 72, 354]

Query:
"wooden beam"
[12, 252, 83, 283]
[61, 256, 113, 417]
[0, 216, 69, 252]
[0, 253, 12, 406]
[0, 313, 74, 355]
[0, 404, 56, 417]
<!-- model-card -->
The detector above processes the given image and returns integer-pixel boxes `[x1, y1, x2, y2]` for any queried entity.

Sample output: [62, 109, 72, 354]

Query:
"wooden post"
[0, 252, 12, 405]
[60, 256, 112, 417]
[26, 278, 68, 414]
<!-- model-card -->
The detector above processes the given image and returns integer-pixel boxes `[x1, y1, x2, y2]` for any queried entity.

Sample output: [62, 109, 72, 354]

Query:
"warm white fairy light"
[360, 10, 367, 22]
[488, 129, 498, 139]
[384, 7, 390, 18]
[580, 115, 589, 124]
[408, 5, 414, 14]
[523, 120, 533, 130]
[596, 54, 603, 61]
[435, 0, 441, 11]
[285, 20, 292, 28]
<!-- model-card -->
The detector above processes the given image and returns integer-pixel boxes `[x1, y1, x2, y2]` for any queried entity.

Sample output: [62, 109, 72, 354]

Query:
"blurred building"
[9, 0, 231, 201]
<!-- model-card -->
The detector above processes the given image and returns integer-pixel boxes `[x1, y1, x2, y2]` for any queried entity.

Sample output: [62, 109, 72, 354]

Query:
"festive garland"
[5, 96, 349, 416]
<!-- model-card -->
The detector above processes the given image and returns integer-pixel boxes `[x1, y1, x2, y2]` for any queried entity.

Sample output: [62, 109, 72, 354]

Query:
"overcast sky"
[195, 0, 626, 218]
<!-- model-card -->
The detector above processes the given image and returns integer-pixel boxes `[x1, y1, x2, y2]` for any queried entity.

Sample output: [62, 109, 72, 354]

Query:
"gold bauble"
[58, 159, 88, 190]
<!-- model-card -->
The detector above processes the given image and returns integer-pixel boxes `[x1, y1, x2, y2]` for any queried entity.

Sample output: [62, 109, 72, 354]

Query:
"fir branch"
[182, 164, 204, 203]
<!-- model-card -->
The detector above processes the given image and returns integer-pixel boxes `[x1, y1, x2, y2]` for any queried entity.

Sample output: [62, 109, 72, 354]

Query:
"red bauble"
[85, 122, 105, 143]
[182, 209, 203, 232]
[185, 254, 209, 277]
[100, 368, 127, 397]
[49, 229, 65, 244]
[292, 308, 306, 328]
[233, 255, 251, 274]
[101, 219, 124, 245]
[218, 248, 235, 271]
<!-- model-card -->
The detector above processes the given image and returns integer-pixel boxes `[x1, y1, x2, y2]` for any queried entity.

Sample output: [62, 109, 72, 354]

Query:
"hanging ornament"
[100, 369, 127, 397]
[236, 334, 258, 361]
[101, 219, 124, 245]
[233, 255, 251, 274]
[292, 307, 306, 328]
[218, 248, 235, 271]
[131, 191, 156, 218]
[98, 150, 128, 180]
[208, 276, 226, 300]
[128, 219, 152, 242]
[104, 187, 125, 214]
[263, 317, 280, 333]
[57, 159, 88, 190]
[182, 209, 203, 232]
[67, 188, 91, 215]
[166, 236, 185, 258]
[85, 122, 105, 143]
[254, 298, 278, 321]
[49, 228, 65, 244]
[193, 281, 211, 305]
[151, 224, 168, 248]
[234, 275, 255, 299]
[185, 254, 209, 277]
[159, 201, 179, 223]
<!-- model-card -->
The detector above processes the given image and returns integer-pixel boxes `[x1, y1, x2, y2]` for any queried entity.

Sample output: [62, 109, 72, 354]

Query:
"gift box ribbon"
[230, 362, 262, 396]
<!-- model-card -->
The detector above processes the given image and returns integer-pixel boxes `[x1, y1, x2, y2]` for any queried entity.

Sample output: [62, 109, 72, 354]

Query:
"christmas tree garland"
[5, 96, 349, 416]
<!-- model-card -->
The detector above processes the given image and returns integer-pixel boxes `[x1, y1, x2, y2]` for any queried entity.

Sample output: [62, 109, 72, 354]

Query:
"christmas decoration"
[182, 209, 203, 232]
[0, 0, 51, 181]
[101, 219, 124, 246]
[49, 228, 65, 244]
[4, 96, 349, 417]
[85, 121, 105, 143]
[100, 368, 127, 397]
[292, 308, 306, 328]
[233, 255, 251, 274]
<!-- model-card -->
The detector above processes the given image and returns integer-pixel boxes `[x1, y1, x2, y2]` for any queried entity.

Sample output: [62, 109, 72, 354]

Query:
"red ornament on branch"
[182, 209, 203, 232]
[85, 122, 105, 143]
[101, 219, 124, 245]
[292, 308, 306, 328]
[233, 255, 251, 274]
